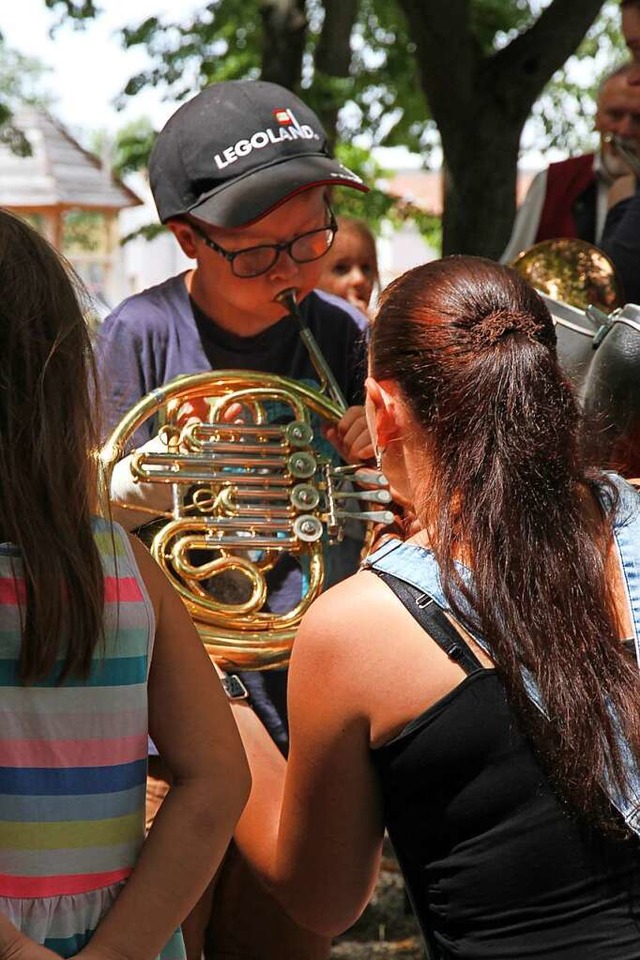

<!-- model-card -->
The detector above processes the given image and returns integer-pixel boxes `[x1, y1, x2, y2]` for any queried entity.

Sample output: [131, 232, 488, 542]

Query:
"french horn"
[101, 290, 393, 671]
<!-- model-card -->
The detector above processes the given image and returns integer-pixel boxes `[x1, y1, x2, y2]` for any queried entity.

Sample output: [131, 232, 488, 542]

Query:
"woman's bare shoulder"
[290, 568, 405, 680]
[290, 562, 469, 753]
[301, 568, 400, 633]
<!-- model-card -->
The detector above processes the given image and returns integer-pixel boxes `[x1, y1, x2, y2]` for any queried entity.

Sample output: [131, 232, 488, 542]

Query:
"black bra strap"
[373, 569, 485, 675]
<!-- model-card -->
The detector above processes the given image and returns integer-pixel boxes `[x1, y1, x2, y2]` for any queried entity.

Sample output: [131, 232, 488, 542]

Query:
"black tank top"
[370, 577, 640, 959]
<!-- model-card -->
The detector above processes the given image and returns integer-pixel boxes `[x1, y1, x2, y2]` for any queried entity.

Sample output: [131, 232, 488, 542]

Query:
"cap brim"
[187, 155, 369, 227]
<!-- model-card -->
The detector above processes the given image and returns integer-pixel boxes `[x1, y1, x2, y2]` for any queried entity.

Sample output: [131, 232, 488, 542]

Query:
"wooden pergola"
[0, 106, 142, 307]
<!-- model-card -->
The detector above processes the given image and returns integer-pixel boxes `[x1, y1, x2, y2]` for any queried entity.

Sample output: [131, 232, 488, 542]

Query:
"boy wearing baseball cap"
[99, 79, 369, 432]
[96, 80, 372, 960]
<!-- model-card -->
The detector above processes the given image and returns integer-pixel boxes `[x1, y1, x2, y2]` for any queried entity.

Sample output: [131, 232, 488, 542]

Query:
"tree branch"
[44, 0, 99, 20]
[311, 0, 361, 147]
[315, 0, 359, 76]
[260, 0, 308, 90]
[396, 0, 605, 139]
[394, 0, 481, 125]
[488, 0, 606, 120]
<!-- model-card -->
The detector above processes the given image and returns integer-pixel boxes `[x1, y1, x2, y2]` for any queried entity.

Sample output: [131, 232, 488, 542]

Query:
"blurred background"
[0, 0, 628, 313]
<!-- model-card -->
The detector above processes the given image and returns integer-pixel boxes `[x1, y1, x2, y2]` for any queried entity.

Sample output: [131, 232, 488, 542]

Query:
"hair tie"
[468, 309, 544, 349]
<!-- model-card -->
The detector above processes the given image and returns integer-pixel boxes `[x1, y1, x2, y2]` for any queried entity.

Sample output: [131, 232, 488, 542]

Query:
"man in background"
[501, 63, 640, 264]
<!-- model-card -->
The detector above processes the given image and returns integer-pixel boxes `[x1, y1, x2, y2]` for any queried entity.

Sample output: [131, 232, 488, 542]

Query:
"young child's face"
[182, 186, 332, 334]
[318, 226, 377, 315]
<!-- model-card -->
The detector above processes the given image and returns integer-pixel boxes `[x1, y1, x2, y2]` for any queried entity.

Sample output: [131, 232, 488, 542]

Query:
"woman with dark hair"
[0, 210, 250, 960]
[225, 255, 640, 958]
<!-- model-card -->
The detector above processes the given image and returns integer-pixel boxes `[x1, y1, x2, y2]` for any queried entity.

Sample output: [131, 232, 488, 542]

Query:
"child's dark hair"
[370, 255, 640, 832]
[0, 210, 105, 682]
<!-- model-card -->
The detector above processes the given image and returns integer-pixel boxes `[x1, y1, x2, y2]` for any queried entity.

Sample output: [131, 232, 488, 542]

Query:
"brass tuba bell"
[511, 238, 625, 386]
[511, 237, 624, 314]
[511, 239, 640, 477]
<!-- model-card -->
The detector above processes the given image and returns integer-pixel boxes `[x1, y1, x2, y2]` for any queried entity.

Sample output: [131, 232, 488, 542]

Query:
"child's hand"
[324, 406, 373, 463]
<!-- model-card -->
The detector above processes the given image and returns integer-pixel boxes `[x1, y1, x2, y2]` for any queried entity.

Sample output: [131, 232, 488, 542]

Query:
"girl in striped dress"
[0, 210, 250, 960]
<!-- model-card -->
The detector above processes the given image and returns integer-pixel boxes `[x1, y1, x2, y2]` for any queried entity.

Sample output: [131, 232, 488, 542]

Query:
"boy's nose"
[269, 249, 299, 281]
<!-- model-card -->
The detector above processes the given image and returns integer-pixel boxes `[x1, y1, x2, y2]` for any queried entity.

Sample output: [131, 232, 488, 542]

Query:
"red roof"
[383, 169, 538, 216]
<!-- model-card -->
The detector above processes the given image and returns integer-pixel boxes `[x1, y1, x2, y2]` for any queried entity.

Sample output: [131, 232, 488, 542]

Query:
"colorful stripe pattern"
[0, 519, 185, 960]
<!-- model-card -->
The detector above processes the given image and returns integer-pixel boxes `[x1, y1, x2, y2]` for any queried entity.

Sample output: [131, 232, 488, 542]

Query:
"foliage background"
[0, 1, 630, 255]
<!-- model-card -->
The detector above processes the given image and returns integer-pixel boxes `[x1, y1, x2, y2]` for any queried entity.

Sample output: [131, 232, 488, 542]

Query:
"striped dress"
[0, 518, 185, 959]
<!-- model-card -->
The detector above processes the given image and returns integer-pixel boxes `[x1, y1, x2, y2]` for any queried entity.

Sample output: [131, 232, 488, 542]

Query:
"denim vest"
[363, 473, 640, 837]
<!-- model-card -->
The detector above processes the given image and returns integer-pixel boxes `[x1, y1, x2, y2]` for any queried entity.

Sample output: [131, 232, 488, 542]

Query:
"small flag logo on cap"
[274, 108, 295, 126]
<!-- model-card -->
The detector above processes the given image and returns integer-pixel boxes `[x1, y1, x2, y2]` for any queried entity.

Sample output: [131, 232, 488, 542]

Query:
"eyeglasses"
[189, 207, 338, 278]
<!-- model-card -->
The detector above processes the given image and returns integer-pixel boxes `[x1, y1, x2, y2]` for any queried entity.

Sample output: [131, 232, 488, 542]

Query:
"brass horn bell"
[101, 370, 393, 671]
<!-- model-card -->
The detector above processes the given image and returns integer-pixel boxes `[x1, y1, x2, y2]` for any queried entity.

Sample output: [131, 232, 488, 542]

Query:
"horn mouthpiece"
[275, 288, 300, 318]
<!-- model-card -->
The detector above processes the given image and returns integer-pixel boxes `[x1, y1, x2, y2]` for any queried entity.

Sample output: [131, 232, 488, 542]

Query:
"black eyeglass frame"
[187, 205, 339, 278]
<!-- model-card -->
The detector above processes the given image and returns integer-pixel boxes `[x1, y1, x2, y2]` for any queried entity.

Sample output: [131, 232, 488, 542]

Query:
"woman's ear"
[365, 377, 405, 448]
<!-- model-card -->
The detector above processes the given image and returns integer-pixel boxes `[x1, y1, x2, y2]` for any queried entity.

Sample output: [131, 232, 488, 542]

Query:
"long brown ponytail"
[370, 255, 640, 831]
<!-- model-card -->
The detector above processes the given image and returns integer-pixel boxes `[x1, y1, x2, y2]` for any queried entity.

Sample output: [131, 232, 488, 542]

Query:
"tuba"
[511, 238, 625, 387]
[101, 290, 393, 671]
[511, 240, 640, 477]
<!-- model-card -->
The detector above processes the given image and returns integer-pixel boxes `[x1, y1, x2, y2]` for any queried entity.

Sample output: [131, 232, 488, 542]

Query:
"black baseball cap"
[149, 80, 368, 228]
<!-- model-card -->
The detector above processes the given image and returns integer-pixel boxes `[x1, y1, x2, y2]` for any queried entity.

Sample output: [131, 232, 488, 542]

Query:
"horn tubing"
[276, 288, 348, 412]
[605, 133, 640, 179]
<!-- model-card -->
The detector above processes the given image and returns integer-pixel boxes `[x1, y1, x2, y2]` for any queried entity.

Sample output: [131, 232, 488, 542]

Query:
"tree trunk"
[260, 0, 308, 91]
[312, 0, 361, 148]
[396, 0, 607, 257]
[441, 111, 522, 258]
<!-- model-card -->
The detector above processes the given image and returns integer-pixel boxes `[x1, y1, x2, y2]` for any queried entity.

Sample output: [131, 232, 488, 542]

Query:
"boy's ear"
[167, 220, 198, 260]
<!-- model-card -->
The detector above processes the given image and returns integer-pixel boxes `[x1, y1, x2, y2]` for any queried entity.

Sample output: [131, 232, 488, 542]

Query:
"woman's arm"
[77, 537, 251, 960]
[232, 576, 388, 937]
